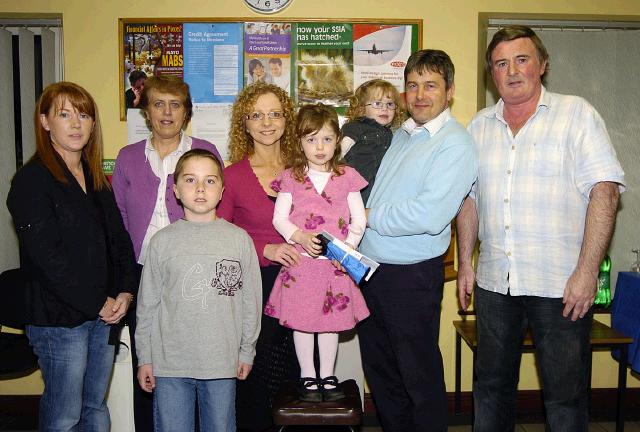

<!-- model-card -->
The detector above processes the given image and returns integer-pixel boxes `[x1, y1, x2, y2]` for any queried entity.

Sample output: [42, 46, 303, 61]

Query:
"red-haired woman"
[7, 81, 137, 431]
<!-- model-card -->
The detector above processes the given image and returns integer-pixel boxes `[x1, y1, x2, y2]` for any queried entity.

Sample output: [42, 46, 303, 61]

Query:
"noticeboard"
[119, 18, 422, 120]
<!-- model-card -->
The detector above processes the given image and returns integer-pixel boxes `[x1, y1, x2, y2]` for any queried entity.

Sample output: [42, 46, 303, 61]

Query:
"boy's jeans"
[154, 376, 236, 432]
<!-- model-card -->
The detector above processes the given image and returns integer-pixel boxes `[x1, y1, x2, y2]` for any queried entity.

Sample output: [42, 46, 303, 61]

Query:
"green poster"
[102, 159, 116, 175]
[295, 23, 354, 106]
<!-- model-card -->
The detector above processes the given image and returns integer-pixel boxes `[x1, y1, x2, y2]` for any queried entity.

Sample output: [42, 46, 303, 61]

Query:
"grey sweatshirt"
[135, 218, 261, 379]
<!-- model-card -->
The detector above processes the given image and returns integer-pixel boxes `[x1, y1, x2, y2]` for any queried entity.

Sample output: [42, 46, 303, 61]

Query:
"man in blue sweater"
[358, 50, 477, 432]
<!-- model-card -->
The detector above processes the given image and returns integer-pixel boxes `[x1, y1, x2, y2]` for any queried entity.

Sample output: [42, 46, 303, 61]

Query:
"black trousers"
[127, 263, 154, 432]
[236, 265, 300, 431]
[358, 257, 447, 432]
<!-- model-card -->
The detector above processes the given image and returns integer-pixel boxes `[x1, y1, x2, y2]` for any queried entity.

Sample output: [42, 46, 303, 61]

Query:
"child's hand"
[331, 243, 354, 273]
[331, 259, 347, 273]
[137, 364, 156, 393]
[292, 230, 322, 257]
[237, 362, 253, 380]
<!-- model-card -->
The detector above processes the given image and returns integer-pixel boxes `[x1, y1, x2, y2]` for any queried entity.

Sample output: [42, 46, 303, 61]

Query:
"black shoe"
[320, 376, 345, 401]
[297, 377, 322, 402]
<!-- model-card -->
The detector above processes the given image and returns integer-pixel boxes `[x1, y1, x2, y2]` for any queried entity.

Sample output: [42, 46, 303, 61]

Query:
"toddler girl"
[341, 79, 404, 203]
[265, 104, 370, 402]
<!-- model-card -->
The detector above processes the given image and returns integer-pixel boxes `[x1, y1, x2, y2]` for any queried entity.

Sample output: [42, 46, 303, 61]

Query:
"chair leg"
[276, 427, 286, 432]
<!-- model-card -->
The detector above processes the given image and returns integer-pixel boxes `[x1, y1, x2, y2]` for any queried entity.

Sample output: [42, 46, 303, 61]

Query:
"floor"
[362, 425, 640, 432]
[3, 424, 640, 431]
[3, 412, 640, 431]
[446, 424, 640, 432]
[356, 425, 640, 432]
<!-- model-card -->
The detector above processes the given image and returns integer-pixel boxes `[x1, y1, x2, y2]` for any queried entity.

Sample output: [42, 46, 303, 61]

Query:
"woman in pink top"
[217, 82, 300, 432]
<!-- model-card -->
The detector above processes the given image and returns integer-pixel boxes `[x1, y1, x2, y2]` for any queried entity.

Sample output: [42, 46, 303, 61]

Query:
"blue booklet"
[318, 231, 379, 284]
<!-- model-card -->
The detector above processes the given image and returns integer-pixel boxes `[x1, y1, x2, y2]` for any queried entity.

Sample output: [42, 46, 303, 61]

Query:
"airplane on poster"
[357, 44, 392, 55]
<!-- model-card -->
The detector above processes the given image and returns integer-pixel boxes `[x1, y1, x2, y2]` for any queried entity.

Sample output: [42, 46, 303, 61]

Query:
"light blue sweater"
[360, 112, 478, 265]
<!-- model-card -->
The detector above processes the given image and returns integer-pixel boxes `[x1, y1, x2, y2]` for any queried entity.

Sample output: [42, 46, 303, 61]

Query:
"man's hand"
[562, 269, 597, 321]
[264, 243, 301, 267]
[137, 364, 156, 393]
[563, 182, 619, 321]
[237, 362, 253, 380]
[456, 198, 479, 311]
[457, 263, 476, 311]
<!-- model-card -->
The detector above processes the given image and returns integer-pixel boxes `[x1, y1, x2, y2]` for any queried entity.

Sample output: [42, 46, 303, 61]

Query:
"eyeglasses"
[245, 111, 285, 121]
[365, 101, 397, 110]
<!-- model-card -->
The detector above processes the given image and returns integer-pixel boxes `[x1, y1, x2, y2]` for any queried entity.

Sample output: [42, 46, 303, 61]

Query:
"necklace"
[250, 157, 281, 177]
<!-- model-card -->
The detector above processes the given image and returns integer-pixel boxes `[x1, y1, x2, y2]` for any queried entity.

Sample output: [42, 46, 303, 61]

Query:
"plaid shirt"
[468, 87, 625, 297]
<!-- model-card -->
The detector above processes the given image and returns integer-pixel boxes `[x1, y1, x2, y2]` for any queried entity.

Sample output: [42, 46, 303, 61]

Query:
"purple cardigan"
[217, 157, 285, 267]
[112, 137, 223, 260]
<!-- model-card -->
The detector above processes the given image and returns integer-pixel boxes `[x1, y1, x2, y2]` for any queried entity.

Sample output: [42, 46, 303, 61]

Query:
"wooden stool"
[272, 379, 362, 431]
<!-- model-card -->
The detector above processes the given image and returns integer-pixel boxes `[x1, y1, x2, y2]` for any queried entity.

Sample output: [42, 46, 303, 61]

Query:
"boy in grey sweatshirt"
[135, 149, 261, 432]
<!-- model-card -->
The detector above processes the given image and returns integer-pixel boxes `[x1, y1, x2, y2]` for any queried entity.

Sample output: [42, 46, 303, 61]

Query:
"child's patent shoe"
[320, 375, 345, 401]
[297, 377, 322, 402]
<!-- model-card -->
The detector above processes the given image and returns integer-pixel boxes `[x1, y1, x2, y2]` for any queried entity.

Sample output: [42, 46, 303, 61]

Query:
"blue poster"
[184, 23, 243, 103]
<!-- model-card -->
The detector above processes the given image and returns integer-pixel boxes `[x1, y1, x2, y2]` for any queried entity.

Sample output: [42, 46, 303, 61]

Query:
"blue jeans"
[26, 318, 115, 432]
[474, 288, 592, 432]
[154, 377, 236, 432]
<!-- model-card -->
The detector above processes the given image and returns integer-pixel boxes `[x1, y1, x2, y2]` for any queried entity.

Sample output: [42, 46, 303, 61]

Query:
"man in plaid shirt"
[457, 25, 625, 431]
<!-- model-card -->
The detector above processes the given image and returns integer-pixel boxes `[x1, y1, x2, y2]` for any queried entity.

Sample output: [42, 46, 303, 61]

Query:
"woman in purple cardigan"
[218, 83, 300, 432]
[111, 76, 222, 432]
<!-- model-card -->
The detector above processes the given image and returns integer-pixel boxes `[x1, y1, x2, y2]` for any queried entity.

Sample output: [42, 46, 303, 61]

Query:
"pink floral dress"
[265, 167, 370, 332]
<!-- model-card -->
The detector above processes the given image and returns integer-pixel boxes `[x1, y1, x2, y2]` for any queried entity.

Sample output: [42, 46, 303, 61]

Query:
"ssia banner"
[295, 23, 353, 107]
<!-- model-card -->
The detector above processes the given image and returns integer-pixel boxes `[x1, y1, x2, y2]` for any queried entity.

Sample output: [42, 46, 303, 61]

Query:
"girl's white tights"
[293, 331, 339, 389]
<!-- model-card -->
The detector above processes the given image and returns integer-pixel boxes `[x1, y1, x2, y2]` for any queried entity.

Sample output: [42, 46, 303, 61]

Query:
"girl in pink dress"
[265, 104, 370, 402]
